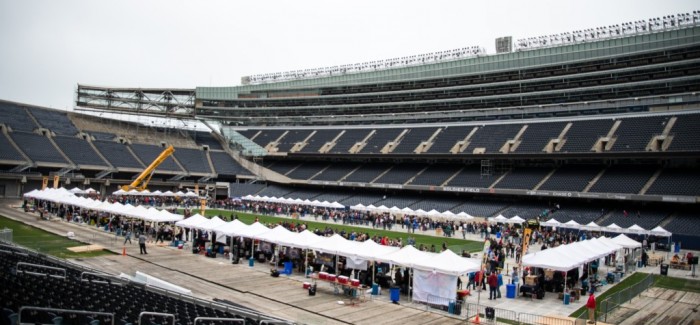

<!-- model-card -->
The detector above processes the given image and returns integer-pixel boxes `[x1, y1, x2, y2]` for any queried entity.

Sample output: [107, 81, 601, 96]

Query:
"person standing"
[497, 270, 504, 298]
[124, 230, 132, 245]
[586, 291, 596, 324]
[139, 233, 148, 255]
[488, 272, 498, 300]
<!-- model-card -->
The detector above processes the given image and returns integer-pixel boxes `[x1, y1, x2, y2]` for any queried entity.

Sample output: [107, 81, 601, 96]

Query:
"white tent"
[69, 187, 85, 194]
[605, 223, 624, 233]
[611, 234, 642, 249]
[626, 224, 647, 235]
[380, 245, 433, 267]
[213, 219, 249, 237]
[542, 218, 562, 227]
[489, 215, 509, 223]
[254, 225, 296, 244]
[413, 249, 481, 276]
[508, 216, 526, 224]
[650, 226, 672, 237]
[292, 230, 323, 250]
[195, 216, 226, 231]
[244, 222, 271, 237]
[456, 212, 473, 219]
[349, 239, 400, 262]
[401, 207, 414, 214]
[561, 220, 582, 229]
[582, 221, 602, 231]
[310, 234, 361, 256]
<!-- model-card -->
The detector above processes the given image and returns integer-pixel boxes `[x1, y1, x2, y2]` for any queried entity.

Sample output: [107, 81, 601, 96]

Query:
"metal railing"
[19, 306, 115, 325]
[589, 273, 655, 324]
[463, 302, 518, 324]
[139, 311, 175, 325]
[194, 316, 244, 324]
[16, 262, 67, 279]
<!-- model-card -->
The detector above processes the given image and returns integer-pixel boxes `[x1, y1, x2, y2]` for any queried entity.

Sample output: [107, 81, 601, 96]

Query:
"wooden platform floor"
[605, 287, 700, 325]
[0, 203, 464, 325]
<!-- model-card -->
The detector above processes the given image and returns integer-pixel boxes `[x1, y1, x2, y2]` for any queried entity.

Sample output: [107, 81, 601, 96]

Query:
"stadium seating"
[265, 161, 302, 176]
[646, 168, 700, 196]
[92, 141, 143, 169]
[276, 130, 313, 152]
[10, 132, 67, 164]
[373, 164, 425, 185]
[589, 165, 657, 194]
[298, 129, 342, 153]
[229, 183, 265, 197]
[494, 167, 551, 190]
[667, 114, 700, 151]
[0, 133, 25, 162]
[603, 209, 668, 229]
[311, 162, 360, 181]
[0, 103, 38, 132]
[446, 166, 498, 188]
[392, 127, 438, 153]
[664, 212, 700, 236]
[130, 143, 182, 172]
[464, 124, 522, 154]
[328, 129, 372, 154]
[191, 131, 224, 150]
[611, 115, 670, 152]
[358, 129, 404, 154]
[559, 119, 615, 152]
[425, 126, 471, 153]
[172, 148, 212, 174]
[28, 108, 79, 136]
[343, 163, 392, 183]
[285, 162, 329, 180]
[539, 165, 601, 192]
[210, 151, 250, 176]
[409, 165, 462, 186]
[514, 122, 567, 153]
[52, 136, 108, 166]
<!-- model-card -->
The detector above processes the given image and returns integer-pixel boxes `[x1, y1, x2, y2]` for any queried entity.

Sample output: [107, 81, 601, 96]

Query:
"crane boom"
[121, 145, 175, 192]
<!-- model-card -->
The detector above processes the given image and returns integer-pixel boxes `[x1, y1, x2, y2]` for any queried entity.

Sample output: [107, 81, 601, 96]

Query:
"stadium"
[1, 6, 700, 325]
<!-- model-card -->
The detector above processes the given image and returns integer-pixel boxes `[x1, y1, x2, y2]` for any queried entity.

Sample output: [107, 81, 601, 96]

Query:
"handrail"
[138, 311, 175, 325]
[16, 262, 66, 279]
[194, 317, 244, 324]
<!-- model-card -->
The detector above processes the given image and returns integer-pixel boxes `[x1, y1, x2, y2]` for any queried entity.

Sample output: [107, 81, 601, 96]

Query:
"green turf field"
[0, 215, 113, 258]
[197, 209, 485, 254]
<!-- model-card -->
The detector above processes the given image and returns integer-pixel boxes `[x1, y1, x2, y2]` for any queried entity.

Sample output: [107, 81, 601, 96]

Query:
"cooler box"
[457, 290, 469, 300]
[350, 279, 360, 287]
[506, 284, 516, 299]
[248, 257, 254, 267]
[178, 243, 184, 250]
[338, 276, 349, 284]
[563, 293, 570, 305]
[319, 272, 328, 280]
[327, 274, 337, 282]
[390, 286, 400, 302]
[303, 282, 311, 289]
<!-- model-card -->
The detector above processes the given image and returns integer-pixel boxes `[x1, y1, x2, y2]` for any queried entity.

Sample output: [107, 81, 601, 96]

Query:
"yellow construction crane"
[121, 145, 175, 192]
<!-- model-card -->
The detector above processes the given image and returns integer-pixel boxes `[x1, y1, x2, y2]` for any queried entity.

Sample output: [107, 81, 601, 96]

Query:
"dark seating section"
[375, 195, 423, 209]
[410, 165, 461, 186]
[539, 165, 601, 192]
[603, 209, 668, 229]
[130, 143, 181, 171]
[464, 124, 522, 154]
[410, 198, 463, 213]
[667, 114, 700, 151]
[283, 188, 323, 200]
[392, 127, 438, 153]
[646, 168, 700, 196]
[265, 161, 301, 175]
[311, 162, 359, 181]
[28, 108, 79, 135]
[358, 129, 404, 154]
[426, 126, 471, 154]
[285, 162, 329, 180]
[90, 132, 115, 141]
[313, 193, 353, 203]
[173, 148, 212, 174]
[589, 165, 657, 194]
[191, 132, 223, 150]
[248, 129, 285, 147]
[450, 199, 509, 218]
[494, 167, 551, 190]
[560, 119, 614, 152]
[549, 206, 604, 224]
[500, 204, 547, 219]
[664, 212, 700, 236]
[0, 133, 25, 161]
[0, 245, 281, 325]
[10, 132, 67, 164]
[611, 115, 669, 152]
[0, 103, 37, 132]
[328, 129, 371, 154]
[229, 183, 265, 197]
[299, 129, 341, 153]
[446, 166, 498, 188]
[210, 151, 250, 176]
[92, 141, 143, 169]
[276, 130, 313, 152]
[52, 136, 107, 166]
[339, 193, 382, 206]
[515, 122, 566, 153]
[373, 164, 424, 185]
[343, 163, 392, 183]
[256, 184, 295, 198]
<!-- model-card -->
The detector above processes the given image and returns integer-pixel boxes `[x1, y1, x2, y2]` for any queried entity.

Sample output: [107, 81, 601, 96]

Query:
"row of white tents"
[351, 204, 475, 219]
[112, 189, 200, 197]
[539, 218, 672, 237]
[241, 195, 345, 209]
[24, 188, 184, 223]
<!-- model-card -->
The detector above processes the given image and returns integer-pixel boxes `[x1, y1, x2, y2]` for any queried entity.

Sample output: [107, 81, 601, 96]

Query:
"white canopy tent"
[611, 234, 642, 249]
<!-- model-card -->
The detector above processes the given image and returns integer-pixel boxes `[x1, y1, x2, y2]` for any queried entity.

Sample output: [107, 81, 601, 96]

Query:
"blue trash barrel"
[448, 301, 455, 314]
[218, 246, 224, 254]
[506, 284, 516, 299]
[563, 293, 570, 305]
[371, 283, 379, 295]
[284, 261, 293, 275]
[390, 286, 400, 302]
[248, 257, 254, 267]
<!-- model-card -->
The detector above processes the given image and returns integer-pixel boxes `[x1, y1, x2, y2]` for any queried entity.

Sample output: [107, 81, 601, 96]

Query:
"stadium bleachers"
[392, 127, 438, 153]
[425, 126, 471, 153]
[52, 136, 108, 166]
[92, 140, 143, 169]
[191, 131, 224, 150]
[343, 163, 392, 183]
[464, 124, 522, 154]
[494, 167, 551, 190]
[560, 119, 615, 152]
[210, 151, 250, 176]
[646, 168, 700, 197]
[130, 143, 182, 171]
[10, 132, 67, 164]
[539, 165, 601, 192]
[28, 108, 79, 135]
[611, 115, 669, 152]
[328, 129, 372, 154]
[514, 122, 567, 153]
[603, 209, 668, 229]
[0, 103, 38, 132]
[409, 165, 462, 186]
[311, 162, 359, 181]
[667, 114, 700, 151]
[0, 133, 25, 161]
[285, 162, 329, 180]
[229, 182, 265, 197]
[589, 165, 657, 194]
[173, 148, 212, 174]
[358, 129, 404, 154]
[298, 129, 342, 153]
[445, 166, 498, 188]
[373, 164, 425, 185]
[276, 129, 313, 152]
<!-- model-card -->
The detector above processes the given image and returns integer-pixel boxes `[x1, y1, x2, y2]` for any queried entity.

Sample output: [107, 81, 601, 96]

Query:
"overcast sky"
[0, 0, 696, 110]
